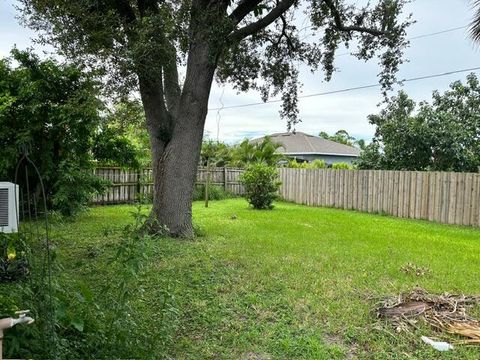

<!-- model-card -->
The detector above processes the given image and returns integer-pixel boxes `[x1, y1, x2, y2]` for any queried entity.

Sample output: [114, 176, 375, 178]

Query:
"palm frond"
[469, 0, 480, 42]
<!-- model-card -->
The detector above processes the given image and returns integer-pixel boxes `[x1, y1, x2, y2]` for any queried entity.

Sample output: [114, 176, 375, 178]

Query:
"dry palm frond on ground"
[377, 288, 480, 345]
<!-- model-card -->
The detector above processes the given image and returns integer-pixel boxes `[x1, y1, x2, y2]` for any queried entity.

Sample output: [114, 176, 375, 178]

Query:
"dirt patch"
[323, 333, 357, 359]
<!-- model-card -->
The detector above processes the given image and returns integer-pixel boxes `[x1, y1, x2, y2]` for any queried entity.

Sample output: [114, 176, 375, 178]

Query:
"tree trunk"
[143, 43, 216, 237]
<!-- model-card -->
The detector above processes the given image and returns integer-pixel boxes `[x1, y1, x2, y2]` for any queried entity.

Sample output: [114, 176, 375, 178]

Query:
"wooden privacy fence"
[91, 166, 244, 204]
[92, 166, 480, 228]
[278, 168, 480, 227]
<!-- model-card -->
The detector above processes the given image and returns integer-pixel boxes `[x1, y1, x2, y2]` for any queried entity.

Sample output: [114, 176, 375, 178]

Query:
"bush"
[52, 161, 109, 216]
[310, 159, 327, 169]
[332, 162, 353, 169]
[288, 159, 326, 169]
[0, 50, 107, 216]
[240, 163, 281, 209]
[92, 128, 141, 169]
[192, 184, 232, 201]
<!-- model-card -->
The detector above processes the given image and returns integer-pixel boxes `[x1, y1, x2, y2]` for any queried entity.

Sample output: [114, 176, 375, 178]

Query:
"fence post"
[205, 162, 210, 208]
[224, 167, 228, 191]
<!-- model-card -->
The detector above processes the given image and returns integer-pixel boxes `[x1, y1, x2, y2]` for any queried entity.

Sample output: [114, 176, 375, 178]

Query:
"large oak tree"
[20, 0, 411, 236]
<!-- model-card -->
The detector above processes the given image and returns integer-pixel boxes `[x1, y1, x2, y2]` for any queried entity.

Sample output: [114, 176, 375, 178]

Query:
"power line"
[409, 25, 467, 40]
[208, 66, 480, 111]
[336, 25, 468, 57]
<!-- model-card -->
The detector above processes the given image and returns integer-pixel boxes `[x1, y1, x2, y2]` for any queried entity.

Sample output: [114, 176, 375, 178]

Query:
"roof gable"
[250, 132, 360, 157]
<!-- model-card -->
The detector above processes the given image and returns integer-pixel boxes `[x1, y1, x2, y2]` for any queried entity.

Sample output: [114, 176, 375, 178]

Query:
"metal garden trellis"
[0, 146, 56, 359]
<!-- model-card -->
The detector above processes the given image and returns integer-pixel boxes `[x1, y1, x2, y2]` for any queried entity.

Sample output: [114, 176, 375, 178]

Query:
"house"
[250, 131, 360, 165]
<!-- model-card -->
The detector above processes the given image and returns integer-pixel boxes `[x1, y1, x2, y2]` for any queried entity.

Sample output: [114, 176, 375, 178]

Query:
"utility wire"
[336, 25, 468, 56]
[209, 25, 471, 111]
[409, 25, 468, 40]
[208, 66, 480, 111]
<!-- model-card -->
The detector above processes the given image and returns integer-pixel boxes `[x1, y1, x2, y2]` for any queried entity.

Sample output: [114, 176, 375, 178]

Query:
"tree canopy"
[19, 0, 413, 236]
[357, 74, 480, 173]
[20, 0, 412, 127]
[318, 129, 365, 149]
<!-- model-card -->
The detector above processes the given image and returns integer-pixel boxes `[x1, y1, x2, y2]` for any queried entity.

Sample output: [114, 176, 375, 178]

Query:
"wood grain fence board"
[413, 171, 424, 219]
[470, 174, 478, 226]
[409, 172, 417, 218]
[360, 170, 365, 212]
[463, 173, 473, 226]
[351, 170, 357, 209]
[389, 171, 395, 215]
[477, 175, 480, 227]
[473, 174, 480, 226]
[403, 171, 410, 218]
[381, 171, 388, 214]
[348, 170, 353, 209]
[434, 172, 441, 222]
[337, 170, 343, 208]
[404, 171, 411, 218]
[316, 170, 320, 205]
[455, 173, 465, 225]
[366, 170, 375, 213]
[430, 172, 442, 222]
[429, 172, 436, 221]
[360, 171, 366, 212]
[362, 171, 368, 213]
[377, 171, 383, 213]
[392, 171, 399, 217]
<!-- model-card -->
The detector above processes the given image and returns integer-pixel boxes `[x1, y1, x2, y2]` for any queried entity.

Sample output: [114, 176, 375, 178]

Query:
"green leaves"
[358, 74, 480, 172]
[70, 316, 85, 332]
[0, 49, 106, 215]
[240, 163, 281, 209]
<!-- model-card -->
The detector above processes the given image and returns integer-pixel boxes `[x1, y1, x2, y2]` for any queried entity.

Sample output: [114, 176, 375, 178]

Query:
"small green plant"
[332, 162, 353, 169]
[240, 163, 281, 209]
[310, 159, 327, 169]
[0, 233, 29, 282]
[52, 161, 109, 216]
[288, 159, 326, 169]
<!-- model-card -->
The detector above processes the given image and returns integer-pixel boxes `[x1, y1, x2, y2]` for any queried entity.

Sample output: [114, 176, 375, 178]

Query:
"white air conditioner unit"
[0, 182, 19, 233]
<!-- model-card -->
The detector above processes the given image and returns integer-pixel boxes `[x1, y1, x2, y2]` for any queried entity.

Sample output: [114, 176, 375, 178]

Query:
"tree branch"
[163, 44, 181, 114]
[323, 0, 385, 36]
[229, 0, 264, 24]
[277, 14, 295, 50]
[228, 0, 296, 42]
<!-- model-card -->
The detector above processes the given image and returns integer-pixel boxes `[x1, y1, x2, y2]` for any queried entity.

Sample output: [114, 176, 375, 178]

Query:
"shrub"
[240, 163, 281, 209]
[287, 159, 326, 169]
[0, 50, 107, 216]
[52, 161, 109, 216]
[310, 159, 327, 169]
[92, 128, 141, 169]
[332, 162, 353, 169]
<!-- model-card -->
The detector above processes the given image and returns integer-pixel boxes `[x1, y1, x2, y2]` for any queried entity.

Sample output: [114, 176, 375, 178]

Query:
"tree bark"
[142, 43, 216, 237]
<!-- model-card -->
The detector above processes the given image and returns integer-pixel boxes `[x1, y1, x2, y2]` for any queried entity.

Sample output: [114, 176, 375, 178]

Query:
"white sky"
[1, 0, 479, 143]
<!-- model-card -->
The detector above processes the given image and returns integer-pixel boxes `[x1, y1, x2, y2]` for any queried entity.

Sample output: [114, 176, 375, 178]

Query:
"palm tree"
[470, 1, 480, 42]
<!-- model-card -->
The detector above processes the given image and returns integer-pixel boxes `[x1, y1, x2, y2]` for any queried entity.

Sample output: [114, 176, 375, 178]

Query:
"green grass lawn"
[20, 199, 480, 358]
